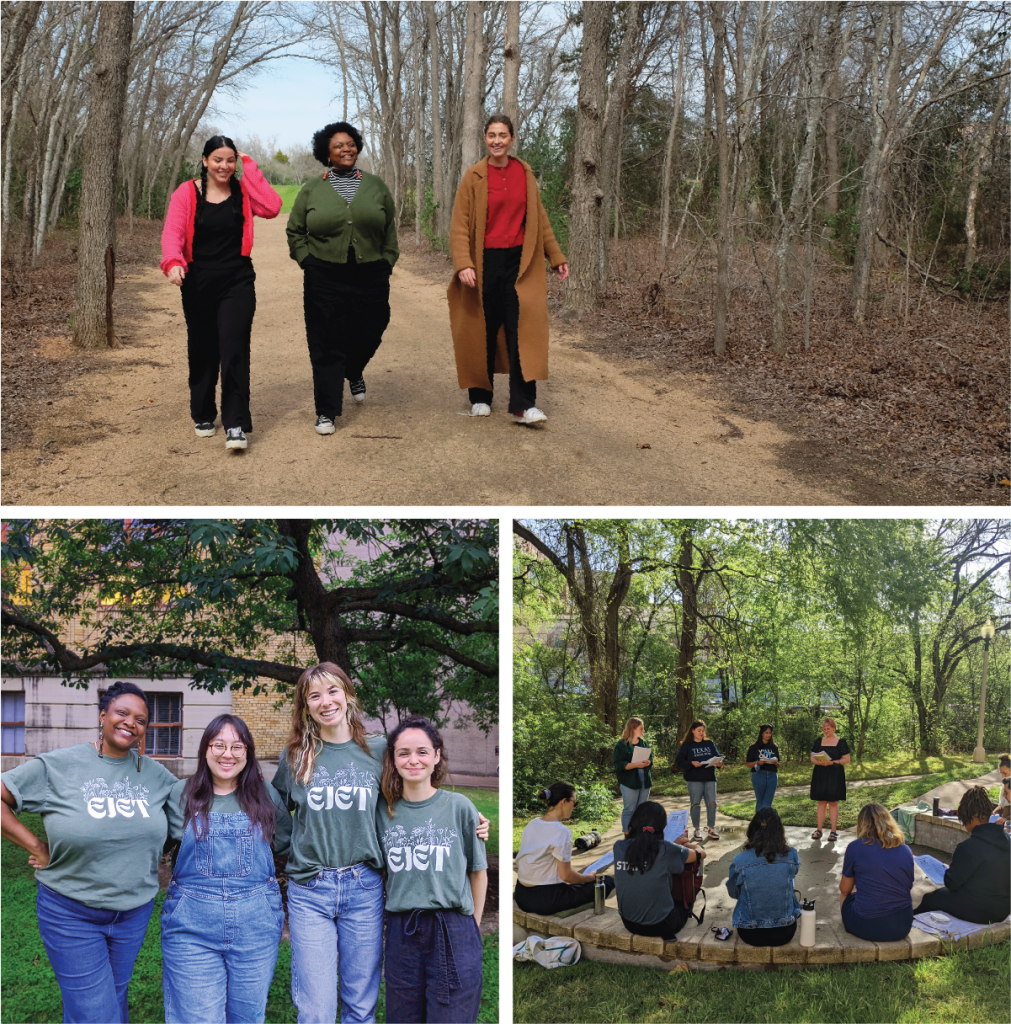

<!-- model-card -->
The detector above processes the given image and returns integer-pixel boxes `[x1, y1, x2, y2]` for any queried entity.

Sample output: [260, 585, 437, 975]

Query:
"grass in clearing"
[649, 753, 990, 799]
[513, 939, 1011, 1023]
[274, 184, 302, 213]
[2, 811, 498, 1023]
[513, 799, 622, 854]
[453, 785, 499, 854]
[722, 767, 997, 829]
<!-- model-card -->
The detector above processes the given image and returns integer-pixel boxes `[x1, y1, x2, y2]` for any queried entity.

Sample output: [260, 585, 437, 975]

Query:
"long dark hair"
[743, 807, 791, 863]
[183, 714, 275, 844]
[198, 135, 244, 225]
[625, 801, 668, 874]
[680, 719, 706, 745]
[540, 781, 575, 807]
[755, 723, 775, 745]
[381, 716, 449, 815]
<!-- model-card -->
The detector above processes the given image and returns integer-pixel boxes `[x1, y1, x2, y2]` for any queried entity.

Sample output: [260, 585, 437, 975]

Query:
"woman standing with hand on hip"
[810, 717, 850, 842]
[448, 115, 568, 425]
[161, 135, 282, 451]
[614, 717, 652, 837]
[0, 682, 179, 1024]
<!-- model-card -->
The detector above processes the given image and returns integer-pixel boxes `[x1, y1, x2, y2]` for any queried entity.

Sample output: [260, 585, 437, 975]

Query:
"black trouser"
[620, 901, 690, 941]
[180, 258, 256, 431]
[468, 245, 536, 414]
[915, 888, 1006, 925]
[301, 251, 391, 419]
[737, 921, 798, 947]
[514, 877, 615, 916]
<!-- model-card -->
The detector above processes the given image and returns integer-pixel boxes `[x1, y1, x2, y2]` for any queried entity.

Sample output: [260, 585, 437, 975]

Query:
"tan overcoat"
[447, 157, 566, 389]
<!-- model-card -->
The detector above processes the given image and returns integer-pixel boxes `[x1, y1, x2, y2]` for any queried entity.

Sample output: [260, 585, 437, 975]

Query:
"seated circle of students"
[914, 786, 1011, 925]
[725, 807, 803, 947]
[839, 803, 914, 942]
[514, 782, 615, 916]
[613, 801, 706, 940]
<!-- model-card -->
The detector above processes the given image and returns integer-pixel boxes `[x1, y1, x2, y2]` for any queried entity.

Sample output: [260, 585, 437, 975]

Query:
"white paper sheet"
[664, 809, 690, 842]
[586, 849, 614, 874]
[630, 746, 651, 764]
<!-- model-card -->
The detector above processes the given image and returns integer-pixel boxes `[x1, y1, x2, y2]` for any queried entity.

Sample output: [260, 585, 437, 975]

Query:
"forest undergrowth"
[557, 236, 1010, 505]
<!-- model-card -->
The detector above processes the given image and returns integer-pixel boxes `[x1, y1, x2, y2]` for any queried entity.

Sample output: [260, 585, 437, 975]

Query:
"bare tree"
[502, 0, 520, 137]
[0, 0, 42, 143]
[711, 1, 730, 355]
[460, 0, 485, 171]
[659, 6, 688, 260]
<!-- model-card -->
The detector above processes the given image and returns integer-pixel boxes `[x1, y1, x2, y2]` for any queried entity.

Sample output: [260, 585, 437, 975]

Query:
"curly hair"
[743, 807, 792, 863]
[957, 785, 995, 826]
[856, 803, 905, 849]
[284, 663, 374, 785]
[311, 122, 364, 165]
[381, 717, 449, 815]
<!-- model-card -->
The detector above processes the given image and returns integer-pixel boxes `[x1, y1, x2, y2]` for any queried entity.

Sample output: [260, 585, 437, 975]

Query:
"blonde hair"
[284, 662, 374, 785]
[856, 803, 905, 849]
[621, 717, 645, 742]
[822, 717, 838, 731]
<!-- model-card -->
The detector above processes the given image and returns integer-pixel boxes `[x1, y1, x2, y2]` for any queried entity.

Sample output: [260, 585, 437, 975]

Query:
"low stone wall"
[914, 813, 968, 855]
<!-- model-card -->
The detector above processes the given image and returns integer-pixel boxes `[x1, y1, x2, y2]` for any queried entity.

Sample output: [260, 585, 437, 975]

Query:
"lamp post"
[973, 618, 995, 763]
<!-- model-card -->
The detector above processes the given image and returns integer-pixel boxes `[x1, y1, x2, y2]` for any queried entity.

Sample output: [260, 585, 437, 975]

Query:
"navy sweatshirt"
[676, 739, 723, 783]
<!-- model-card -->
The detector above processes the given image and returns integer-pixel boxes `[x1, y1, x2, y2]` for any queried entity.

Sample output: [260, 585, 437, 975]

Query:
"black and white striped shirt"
[327, 166, 361, 204]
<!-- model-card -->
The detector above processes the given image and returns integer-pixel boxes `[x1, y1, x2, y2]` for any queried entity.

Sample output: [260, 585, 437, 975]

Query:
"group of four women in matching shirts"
[0, 664, 490, 1024]
[160, 115, 568, 450]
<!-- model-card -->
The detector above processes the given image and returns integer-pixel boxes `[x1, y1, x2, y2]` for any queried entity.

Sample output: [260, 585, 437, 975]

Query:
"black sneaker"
[194, 421, 216, 437]
[315, 415, 336, 435]
[225, 427, 247, 450]
[349, 377, 366, 403]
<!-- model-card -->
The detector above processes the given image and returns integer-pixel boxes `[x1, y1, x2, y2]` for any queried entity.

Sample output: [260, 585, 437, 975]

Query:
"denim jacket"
[725, 847, 802, 929]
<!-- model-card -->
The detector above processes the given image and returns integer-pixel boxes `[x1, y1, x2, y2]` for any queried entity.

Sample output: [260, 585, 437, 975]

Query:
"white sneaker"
[225, 427, 247, 450]
[349, 377, 366, 403]
[470, 403, 491, 417]
[194, 421, 216, 438]
[513, 407, 547, 426]
[315, 415, 336, 435]
[692, 828, 703, 841]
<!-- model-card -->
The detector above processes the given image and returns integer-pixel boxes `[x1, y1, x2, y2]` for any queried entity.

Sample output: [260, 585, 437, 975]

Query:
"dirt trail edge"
[3, 219, 854, 506]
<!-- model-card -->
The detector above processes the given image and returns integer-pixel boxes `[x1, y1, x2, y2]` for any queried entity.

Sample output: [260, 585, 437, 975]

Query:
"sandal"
[811, 829, 823, 840]
[828, 830, 839, 841]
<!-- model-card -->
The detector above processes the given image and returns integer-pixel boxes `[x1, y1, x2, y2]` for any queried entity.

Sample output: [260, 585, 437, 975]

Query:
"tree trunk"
[426, 3, 447, 238]
[699, 2, 713, 136]
[964, 60, 1009, 274]
[562, 0, 613, 316]
[413, 8, 425, 246]
[659, 7, 687, 259]
[711, 1, 730, 355]
[502, 1, 520, 138]
[73, 1, 133, 350]
[675, 528, 698, 740]
[0, 0, 41, 144]
[460, 1, 485, 172]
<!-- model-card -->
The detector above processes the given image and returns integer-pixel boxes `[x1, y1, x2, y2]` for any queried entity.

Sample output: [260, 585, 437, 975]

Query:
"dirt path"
[2, 218, 858, 506]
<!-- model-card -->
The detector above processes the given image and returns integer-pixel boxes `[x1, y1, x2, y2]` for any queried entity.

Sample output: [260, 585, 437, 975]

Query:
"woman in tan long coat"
[448, 115, 568, 425]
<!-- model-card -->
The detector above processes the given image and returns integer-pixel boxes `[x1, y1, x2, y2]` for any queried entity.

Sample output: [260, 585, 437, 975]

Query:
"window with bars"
[144, 694, 182, 757]
[2, 693, 26, 755]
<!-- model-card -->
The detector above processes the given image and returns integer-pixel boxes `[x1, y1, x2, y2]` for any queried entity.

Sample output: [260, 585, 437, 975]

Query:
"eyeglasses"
[209, 742, 246, 756]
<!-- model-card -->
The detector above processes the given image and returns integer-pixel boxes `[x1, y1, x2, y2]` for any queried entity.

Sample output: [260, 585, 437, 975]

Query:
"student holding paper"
[514, 782, 616, 916]
[810, 718, 850, 841]
[745, 724, 780, 811]
[614, 802, 706, 940]
[913, 787, 1011, 924]
[838, 804, 914, 941]
[614, 718, 652, 836]
[675, 720, 724, 840]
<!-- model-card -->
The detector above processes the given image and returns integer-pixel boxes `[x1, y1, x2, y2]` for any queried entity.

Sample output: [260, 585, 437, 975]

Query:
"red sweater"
[160, 158, 282, 275]
[484, 157, 526, 248]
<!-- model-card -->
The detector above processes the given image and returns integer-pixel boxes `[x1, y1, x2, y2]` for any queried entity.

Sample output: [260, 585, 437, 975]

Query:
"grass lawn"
[513, 940, 1011, 1023]
[513, 799, 622, 853]
[722, 766, 1001, 829]
[274, 184, 302, 213]
[455, 785, 499, 854]
[2, 812, 498, 1023]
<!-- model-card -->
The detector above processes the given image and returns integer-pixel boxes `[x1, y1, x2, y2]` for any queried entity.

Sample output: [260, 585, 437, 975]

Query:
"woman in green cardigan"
[286, 121, 399, 435]
[615, 717, 652, 838]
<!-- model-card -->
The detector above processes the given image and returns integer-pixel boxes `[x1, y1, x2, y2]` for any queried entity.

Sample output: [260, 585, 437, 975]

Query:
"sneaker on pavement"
[349, 377, 366, 403]
[194, 421, 216, 437]
[692, 828, 704, 841]
[225, 427, 247, 450]
[708, 827, 721, 840]
[470, 402, 491, 417]
[315, 415, 336, 435]
[513, 407, 547, 426]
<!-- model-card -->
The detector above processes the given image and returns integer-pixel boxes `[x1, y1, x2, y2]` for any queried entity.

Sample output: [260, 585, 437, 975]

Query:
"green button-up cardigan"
[614, 738, 652, 790]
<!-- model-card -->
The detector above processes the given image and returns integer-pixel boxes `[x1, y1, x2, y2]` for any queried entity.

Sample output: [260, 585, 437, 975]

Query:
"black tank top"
[192, 194, 243, 266]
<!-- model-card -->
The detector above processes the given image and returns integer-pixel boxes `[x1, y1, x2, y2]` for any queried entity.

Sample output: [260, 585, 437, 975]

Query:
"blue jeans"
[35, 882, 154, 1024]
[384, 909, 483, 1023]
[841, 891, 913, 941]
[752, 771, 778, 811]
[287, 864, 385, 1023]
[687, 780, 717, 829]
[619, 784, 651, 832]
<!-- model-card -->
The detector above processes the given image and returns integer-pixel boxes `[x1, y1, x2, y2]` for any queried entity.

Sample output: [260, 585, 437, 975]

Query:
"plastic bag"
[512, 934, 581, 969]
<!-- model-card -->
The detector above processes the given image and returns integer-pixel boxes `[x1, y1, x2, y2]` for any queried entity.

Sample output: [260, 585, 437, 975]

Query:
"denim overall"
[160, 808, 284, 1024]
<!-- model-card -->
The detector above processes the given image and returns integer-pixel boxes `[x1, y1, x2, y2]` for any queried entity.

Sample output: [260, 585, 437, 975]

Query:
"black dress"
[809, 737, 849, 802]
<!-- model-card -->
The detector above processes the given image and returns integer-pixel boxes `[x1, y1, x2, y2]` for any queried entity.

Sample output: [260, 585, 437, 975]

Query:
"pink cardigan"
[160, 158, 282, 275]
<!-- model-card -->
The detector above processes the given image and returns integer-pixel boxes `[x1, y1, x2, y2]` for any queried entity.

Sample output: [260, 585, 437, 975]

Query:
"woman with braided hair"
[914, 786, 1010, 924]
[161, 135, 282, 450]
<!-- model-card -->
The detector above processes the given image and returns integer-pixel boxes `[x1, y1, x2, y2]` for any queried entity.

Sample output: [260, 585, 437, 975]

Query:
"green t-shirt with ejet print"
[377, 790, 488, 915]
[271, 735, 385, 883]
[1, 743, 177, 910]
[166, 777, 292, 855]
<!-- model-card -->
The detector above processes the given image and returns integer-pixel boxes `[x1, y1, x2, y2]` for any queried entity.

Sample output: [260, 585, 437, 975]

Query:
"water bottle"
[797, 891, 817, 947]
[933, 798, 940, 817]
[594, 876, 606, 915]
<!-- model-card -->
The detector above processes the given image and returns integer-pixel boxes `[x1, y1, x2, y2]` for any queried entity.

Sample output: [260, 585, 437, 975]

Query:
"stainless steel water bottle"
[593, 877, 606, 915]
